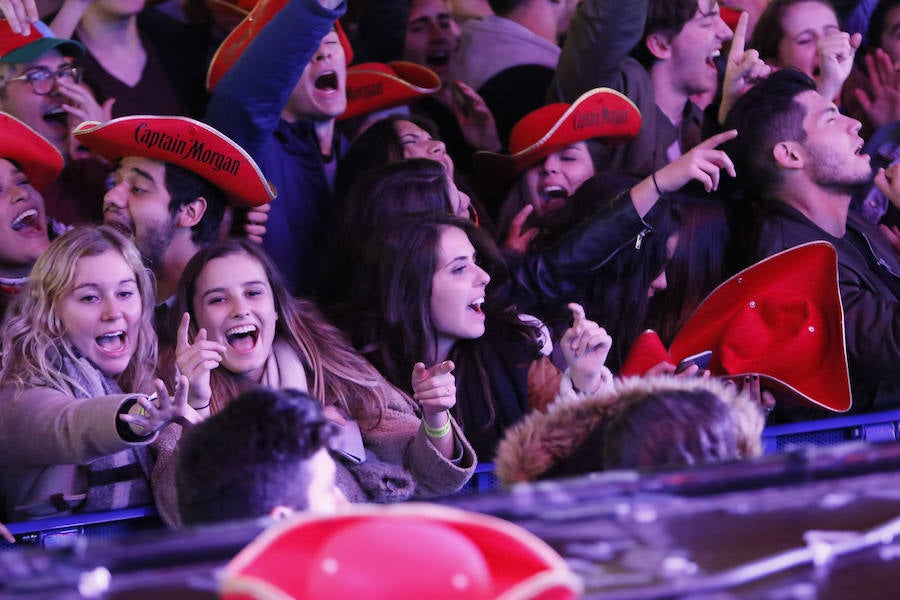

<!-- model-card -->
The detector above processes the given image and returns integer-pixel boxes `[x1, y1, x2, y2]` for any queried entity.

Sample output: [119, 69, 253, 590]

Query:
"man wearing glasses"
[0, 19, 112, 227]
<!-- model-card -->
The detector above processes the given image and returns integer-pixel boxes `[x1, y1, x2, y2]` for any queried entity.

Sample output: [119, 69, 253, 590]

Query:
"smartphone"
[674, 350, 712, 375]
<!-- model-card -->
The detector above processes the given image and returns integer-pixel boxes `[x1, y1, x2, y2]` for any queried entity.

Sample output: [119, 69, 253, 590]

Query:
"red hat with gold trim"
[622, 242, 851, 413]
[73, 116, 276, 208]
[473, 88, 641, 186]
[0, 111, 63, 192]
[220, 503, 582, 600]
[205, 0, 353, 92]
[338, 61, 440, 121]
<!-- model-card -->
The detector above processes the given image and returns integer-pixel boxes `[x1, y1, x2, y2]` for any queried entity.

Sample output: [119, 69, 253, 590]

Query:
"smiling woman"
[0, 226, 191, 522]
[152, 238, 476, 527]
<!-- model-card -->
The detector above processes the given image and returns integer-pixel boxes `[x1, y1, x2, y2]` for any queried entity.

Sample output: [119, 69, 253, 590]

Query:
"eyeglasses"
[5, 65, 83, 95]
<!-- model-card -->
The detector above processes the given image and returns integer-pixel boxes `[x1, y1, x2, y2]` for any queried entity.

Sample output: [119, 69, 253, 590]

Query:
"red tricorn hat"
[220, 504, 582, 600]
[205, 0, 353, 92]
[473, 87, 641, 186]
[622, 242, 851, 412]
[205, 0, 257, 34]
[338, 61, 440, 121]
[0, 112, 63, 192]
[73, 116, 276, 208]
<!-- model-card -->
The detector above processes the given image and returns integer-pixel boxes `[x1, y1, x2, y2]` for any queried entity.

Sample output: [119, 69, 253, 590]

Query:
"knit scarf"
[58, 348, 154, 514]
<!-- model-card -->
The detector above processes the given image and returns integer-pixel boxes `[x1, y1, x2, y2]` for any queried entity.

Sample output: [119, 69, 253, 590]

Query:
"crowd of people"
[0, 0, 897, 536]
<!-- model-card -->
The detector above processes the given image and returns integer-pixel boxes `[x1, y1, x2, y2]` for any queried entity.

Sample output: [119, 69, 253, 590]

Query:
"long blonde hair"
[0, 225, 158, 395]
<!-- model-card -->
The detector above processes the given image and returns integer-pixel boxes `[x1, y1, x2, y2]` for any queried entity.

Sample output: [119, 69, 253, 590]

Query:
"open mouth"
[314, 71, 339, 92]
[226, 324, 259, 352]
[539, 185, 569, 204]
[11, 208, 40, 232]
[43, 106, 68, 128]
[96, 330, 126, 353]
[467, 297, 485, 315]
[426, 51, 451, 69]
[706, 49, 720, 69]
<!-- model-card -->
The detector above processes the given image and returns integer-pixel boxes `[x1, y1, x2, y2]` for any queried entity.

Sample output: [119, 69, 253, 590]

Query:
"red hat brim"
[338, 61, 440, 121]
[720, 6, 743, 32]
[73, 116, 276, 208]
[206, 0, 353, 92]
[0, 112, 63, 192]
[473, 87, 641, 189]
[669, 242, 851, 412]
[220, 504, 582, 600]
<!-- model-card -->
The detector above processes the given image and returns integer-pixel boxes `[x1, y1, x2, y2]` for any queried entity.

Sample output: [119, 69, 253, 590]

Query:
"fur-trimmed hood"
[495, 376, 766, 485]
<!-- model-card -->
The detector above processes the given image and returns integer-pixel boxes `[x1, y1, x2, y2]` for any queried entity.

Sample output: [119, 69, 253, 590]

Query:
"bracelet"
[651, 171, 665, 196]
[423, 417, 452, 439]
[190, 400, 211, 410]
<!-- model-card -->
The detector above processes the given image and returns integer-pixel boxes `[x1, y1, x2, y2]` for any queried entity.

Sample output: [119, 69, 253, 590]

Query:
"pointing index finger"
[728, 11, 749, 65]
[177, 312, 191, 351]
[699, 129, 739, 149]
[567, 302, 586, 325]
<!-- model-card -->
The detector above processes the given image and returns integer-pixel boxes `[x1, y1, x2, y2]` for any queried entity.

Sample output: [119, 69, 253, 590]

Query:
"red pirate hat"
[0, 112, 63, 192]
[205, 0, 257, 35]
[620, 330, 672, 379]
[473, 88, 641, 187]
[0, 19, 83, 63]
[621, 242, 851, 412]
[720, 6, 743, 31]
[338, 61, 440, 121]
[73, 116, 276, 208]
[205, 0, 353, 92]
[220, 504, 582, 600]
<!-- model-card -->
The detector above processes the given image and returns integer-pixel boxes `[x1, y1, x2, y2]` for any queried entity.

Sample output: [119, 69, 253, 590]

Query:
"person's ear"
[772, 141, 804, 170]
[177, 197, 208, 228]
[645, 32, 672, 60]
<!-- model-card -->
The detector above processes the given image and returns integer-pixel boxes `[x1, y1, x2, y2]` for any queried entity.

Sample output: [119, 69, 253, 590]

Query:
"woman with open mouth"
[0, 225, 193, 522]
[153, 238, 475, 527]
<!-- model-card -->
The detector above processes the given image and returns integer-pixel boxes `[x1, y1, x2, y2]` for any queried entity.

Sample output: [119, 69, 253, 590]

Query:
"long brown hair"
[166, 239, 393, 425]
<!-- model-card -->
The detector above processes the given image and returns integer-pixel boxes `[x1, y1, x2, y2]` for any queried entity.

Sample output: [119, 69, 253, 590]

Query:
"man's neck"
[649, 63, 690, 127]
[505, 3, 559, 44]
[154, 237, 200, 304]
[777, 181, 851, 238]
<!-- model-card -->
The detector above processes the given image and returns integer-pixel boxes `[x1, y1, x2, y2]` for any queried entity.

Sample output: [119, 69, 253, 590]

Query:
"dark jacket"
[204, 0, 343, 295]
[503, 186, 652, 317]
[546, 0, 707, 178]
[755, 201, 900, 416]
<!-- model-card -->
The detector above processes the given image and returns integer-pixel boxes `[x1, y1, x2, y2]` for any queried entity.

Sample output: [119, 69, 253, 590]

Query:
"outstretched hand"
[119, 376, 201, 434]
[444, 81, 502, 152]
[817, 30, 862, 101]
[653, 129, 738, 194]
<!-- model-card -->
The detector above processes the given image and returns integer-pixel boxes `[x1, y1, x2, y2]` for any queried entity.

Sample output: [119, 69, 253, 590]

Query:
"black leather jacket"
[756, 201, 900, 416]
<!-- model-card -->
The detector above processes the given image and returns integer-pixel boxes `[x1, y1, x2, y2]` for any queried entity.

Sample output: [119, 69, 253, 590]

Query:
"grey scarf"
[58, 349, 154, 514]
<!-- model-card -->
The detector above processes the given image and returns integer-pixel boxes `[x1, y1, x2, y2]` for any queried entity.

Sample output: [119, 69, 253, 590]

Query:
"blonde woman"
[0, 226, 191, 521]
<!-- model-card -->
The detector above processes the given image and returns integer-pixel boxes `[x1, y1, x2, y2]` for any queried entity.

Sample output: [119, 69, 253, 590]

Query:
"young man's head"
[102, 157, 226, 268]
[73, 116, 275, 297]
[283, 26, 349, 123]
[177, 387, 343, 525]
[0, 21, 85, 157]
[724, 69, 871, 203]
[404, 0, 461, 84]
[634, 0, 733, 99]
